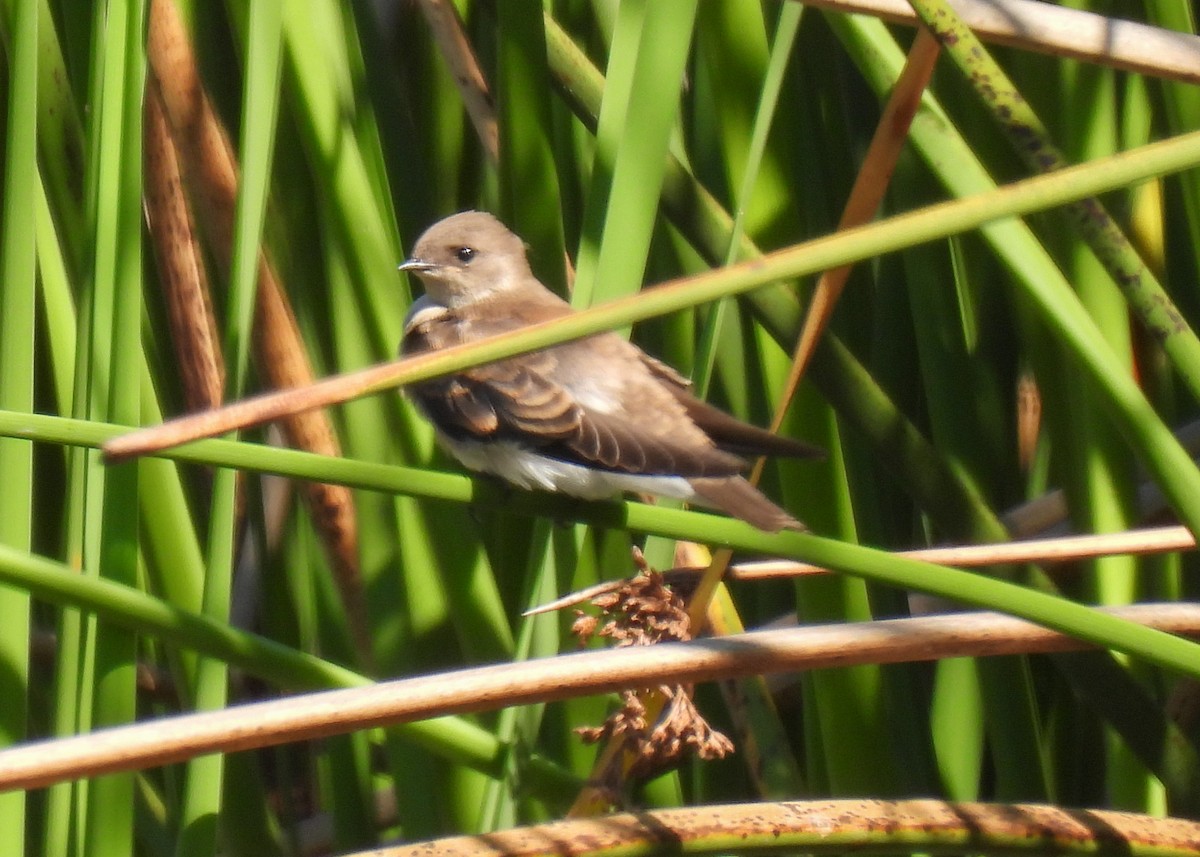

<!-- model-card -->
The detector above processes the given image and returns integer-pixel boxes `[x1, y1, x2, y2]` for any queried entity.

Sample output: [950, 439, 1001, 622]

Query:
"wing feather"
[403, 304, 747, 477]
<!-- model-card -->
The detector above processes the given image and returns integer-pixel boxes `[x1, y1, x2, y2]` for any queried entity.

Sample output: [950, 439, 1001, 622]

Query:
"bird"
[397, 211, 822, 532]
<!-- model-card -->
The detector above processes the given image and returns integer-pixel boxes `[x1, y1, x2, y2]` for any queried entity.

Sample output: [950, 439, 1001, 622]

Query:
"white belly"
[437, 435, 697, 501]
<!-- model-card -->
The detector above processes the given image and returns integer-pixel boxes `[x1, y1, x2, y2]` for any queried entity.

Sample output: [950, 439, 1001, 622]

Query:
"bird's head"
[398, 211, 533, 308]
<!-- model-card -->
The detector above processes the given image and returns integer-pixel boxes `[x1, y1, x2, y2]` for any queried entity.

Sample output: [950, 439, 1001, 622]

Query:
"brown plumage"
[399, 211, 822, 532]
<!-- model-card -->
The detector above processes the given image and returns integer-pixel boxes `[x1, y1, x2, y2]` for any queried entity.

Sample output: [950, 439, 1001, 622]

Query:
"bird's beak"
[398, 258, 436, 274]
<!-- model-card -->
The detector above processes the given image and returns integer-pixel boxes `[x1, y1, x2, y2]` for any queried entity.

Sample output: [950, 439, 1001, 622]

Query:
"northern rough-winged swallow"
[398, 211, 822, 532]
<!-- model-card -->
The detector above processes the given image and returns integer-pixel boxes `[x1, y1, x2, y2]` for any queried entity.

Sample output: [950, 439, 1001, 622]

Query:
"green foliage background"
[2, 0, 1200, 853]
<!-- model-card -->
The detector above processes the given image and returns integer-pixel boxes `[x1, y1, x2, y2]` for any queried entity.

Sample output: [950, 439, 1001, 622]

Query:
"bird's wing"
[639, 353, 692, 390]
[670, 391, 826, 460]
[637, 351, 825, 460]
[403, 307, 745, 477]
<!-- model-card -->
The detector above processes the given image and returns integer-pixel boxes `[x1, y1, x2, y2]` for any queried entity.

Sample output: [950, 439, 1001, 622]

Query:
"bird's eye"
[455, 246, 475, 263]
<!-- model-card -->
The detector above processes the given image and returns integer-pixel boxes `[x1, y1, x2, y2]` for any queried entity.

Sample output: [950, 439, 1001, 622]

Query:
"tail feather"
[689, 476, 804, 533]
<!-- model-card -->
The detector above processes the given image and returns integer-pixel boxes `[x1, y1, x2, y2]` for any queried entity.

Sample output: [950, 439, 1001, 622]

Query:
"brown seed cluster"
[572, 551, 734, 784]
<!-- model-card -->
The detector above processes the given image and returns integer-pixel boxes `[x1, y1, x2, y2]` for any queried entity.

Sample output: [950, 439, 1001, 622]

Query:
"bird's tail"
[689, 476, 804, 533]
